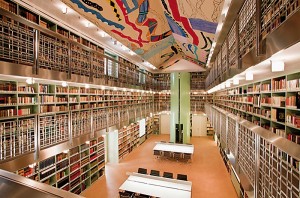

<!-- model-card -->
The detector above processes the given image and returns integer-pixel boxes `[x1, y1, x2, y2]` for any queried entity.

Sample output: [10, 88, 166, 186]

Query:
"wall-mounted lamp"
[233, 79, 239, 85]
[221, 83, 225, 89]
[246, 72, 253, 81]
[62, 81, 68, 87]
[271, 60, 284, 72]
[62, 7, 68, 14]
[26, 77, 35, 85]
[226, 81, 231, 88]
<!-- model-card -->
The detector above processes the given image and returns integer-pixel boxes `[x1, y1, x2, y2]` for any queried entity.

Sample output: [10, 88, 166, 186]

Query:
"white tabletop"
[119, 173, 192, 198]
[153, 142, 194, 154]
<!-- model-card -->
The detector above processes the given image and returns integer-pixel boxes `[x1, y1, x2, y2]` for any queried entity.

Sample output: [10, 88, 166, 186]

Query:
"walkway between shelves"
[81, 135, 238, 198]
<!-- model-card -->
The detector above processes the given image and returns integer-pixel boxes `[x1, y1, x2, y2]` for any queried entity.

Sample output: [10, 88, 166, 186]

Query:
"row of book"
[286, 114, 300, 128]
[18, 96, 36, 104]
[287, 134, 300, 145]
[287, 79, 300, 90]
[272, 79, 286, 91]
[271, 127, 286, 138]
[271, 108, 285, 122]
[18, 86, 35, 93]
[286, 93, 300, 108]
[0, 82, 16, 92]
[0, 96, 17, 105]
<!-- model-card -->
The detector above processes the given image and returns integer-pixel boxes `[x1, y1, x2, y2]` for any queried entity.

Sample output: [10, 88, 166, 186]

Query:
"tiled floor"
[81, 134, 238, 198]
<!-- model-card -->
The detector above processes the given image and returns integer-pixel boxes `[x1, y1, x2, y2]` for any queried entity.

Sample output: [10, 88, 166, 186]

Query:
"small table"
[119, 172, 192, 198]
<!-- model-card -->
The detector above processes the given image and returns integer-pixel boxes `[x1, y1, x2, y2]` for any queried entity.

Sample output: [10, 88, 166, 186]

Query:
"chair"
[183, 153, 192, 162]
[133, 193, 149, 198]
[173, 152, 182, 161]
[153, 150, 161, 158]
[163, 172, 173, 179]
[138, 168, 147, 174]
[177, 174, 188, 181]
[162, 151, 172, 159]
[119, 191, 133, 198]
[150, 169, 160, 176]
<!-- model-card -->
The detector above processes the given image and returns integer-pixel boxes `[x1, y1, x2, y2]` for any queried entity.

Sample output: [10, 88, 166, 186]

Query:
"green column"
[180, 73, 190, 143]
[170, 73, 179, 143]
[170, 72, 190, 144]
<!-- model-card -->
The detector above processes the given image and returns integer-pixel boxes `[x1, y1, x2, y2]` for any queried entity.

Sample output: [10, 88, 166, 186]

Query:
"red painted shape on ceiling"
[167, 0, 199, 45]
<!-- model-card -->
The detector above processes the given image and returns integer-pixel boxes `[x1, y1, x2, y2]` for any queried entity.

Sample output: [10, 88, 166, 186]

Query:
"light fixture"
[246, 72, 253, 81]
[121, 45, 127, 51]
[63, 150, 69, 154]
[233, 79, 239, 85]
[271, 60, 284, 72]
[100, 31, 107, 37]
[26, 77, 35, 85]
[62, 7, 68, 14]
[226, 81, 231, 88]
[29, 163, 36, 168]
[129, 50, 135, 56]
[85, 141, 90, 145]
[61, 81, 68, 87]
[221, 83, 225, 89]
[85, 84, 90, 89]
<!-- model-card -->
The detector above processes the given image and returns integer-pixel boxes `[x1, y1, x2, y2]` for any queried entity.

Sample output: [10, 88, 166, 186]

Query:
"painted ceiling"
[61, 0, 224, 70]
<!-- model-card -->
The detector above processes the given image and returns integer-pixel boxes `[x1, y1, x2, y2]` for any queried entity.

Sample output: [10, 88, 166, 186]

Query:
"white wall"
[192, 114, 207, 136]
[160, 114, 170, 134]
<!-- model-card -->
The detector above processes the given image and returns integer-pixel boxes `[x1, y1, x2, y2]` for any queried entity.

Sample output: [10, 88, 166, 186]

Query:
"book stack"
[272, 79, 286, 91]
[261, 96, 272, 104]
[261, 83, 271, 92]
[286, 95, 297, 107]
[287, 134, 300, 145]
[287, 79, 300, 90]
[271, 127, 286, 138]
[286, 114, 300, 128]
[272, 96, 285, 107]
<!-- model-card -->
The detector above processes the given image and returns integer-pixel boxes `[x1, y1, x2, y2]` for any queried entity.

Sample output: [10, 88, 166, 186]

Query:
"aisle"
[81, 135, 238, 198]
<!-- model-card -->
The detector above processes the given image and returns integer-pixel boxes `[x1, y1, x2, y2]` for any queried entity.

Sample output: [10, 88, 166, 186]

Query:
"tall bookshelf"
[214, 72, 300, 146]
[206, 104, 300, 198]
[0, 0, 156, 90]
[118, 122, 140, 159]
[16, 136, 105, 195]
[0, 77, 155, 161]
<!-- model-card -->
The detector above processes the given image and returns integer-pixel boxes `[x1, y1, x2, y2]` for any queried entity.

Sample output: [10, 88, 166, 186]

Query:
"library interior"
[0, 0, 299, 198]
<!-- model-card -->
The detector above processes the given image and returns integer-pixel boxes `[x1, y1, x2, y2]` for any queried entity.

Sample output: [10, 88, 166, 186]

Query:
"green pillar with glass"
[170, 72, 190, 144]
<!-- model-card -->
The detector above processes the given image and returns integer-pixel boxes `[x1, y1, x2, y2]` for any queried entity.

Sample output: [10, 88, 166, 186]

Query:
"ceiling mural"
[61, 0, 224, 70]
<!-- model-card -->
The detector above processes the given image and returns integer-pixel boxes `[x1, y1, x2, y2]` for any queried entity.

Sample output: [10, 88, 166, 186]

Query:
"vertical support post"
[254, 133, 260, 197]
[236, 17, 241, 69]
[68, 111, 72, 145]
[34, 115, 39, 160]
[67, 42, 71, 79]
[90, 109, 94, 138]
[89, 52, 93, 83]
[256, 0, 264, 56]
[33, 30, 39, 75]
[234, 118, 239, 171]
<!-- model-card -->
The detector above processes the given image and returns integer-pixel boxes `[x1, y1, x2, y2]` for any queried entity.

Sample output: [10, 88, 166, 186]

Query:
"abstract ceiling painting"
[61, 0, 224, 70]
